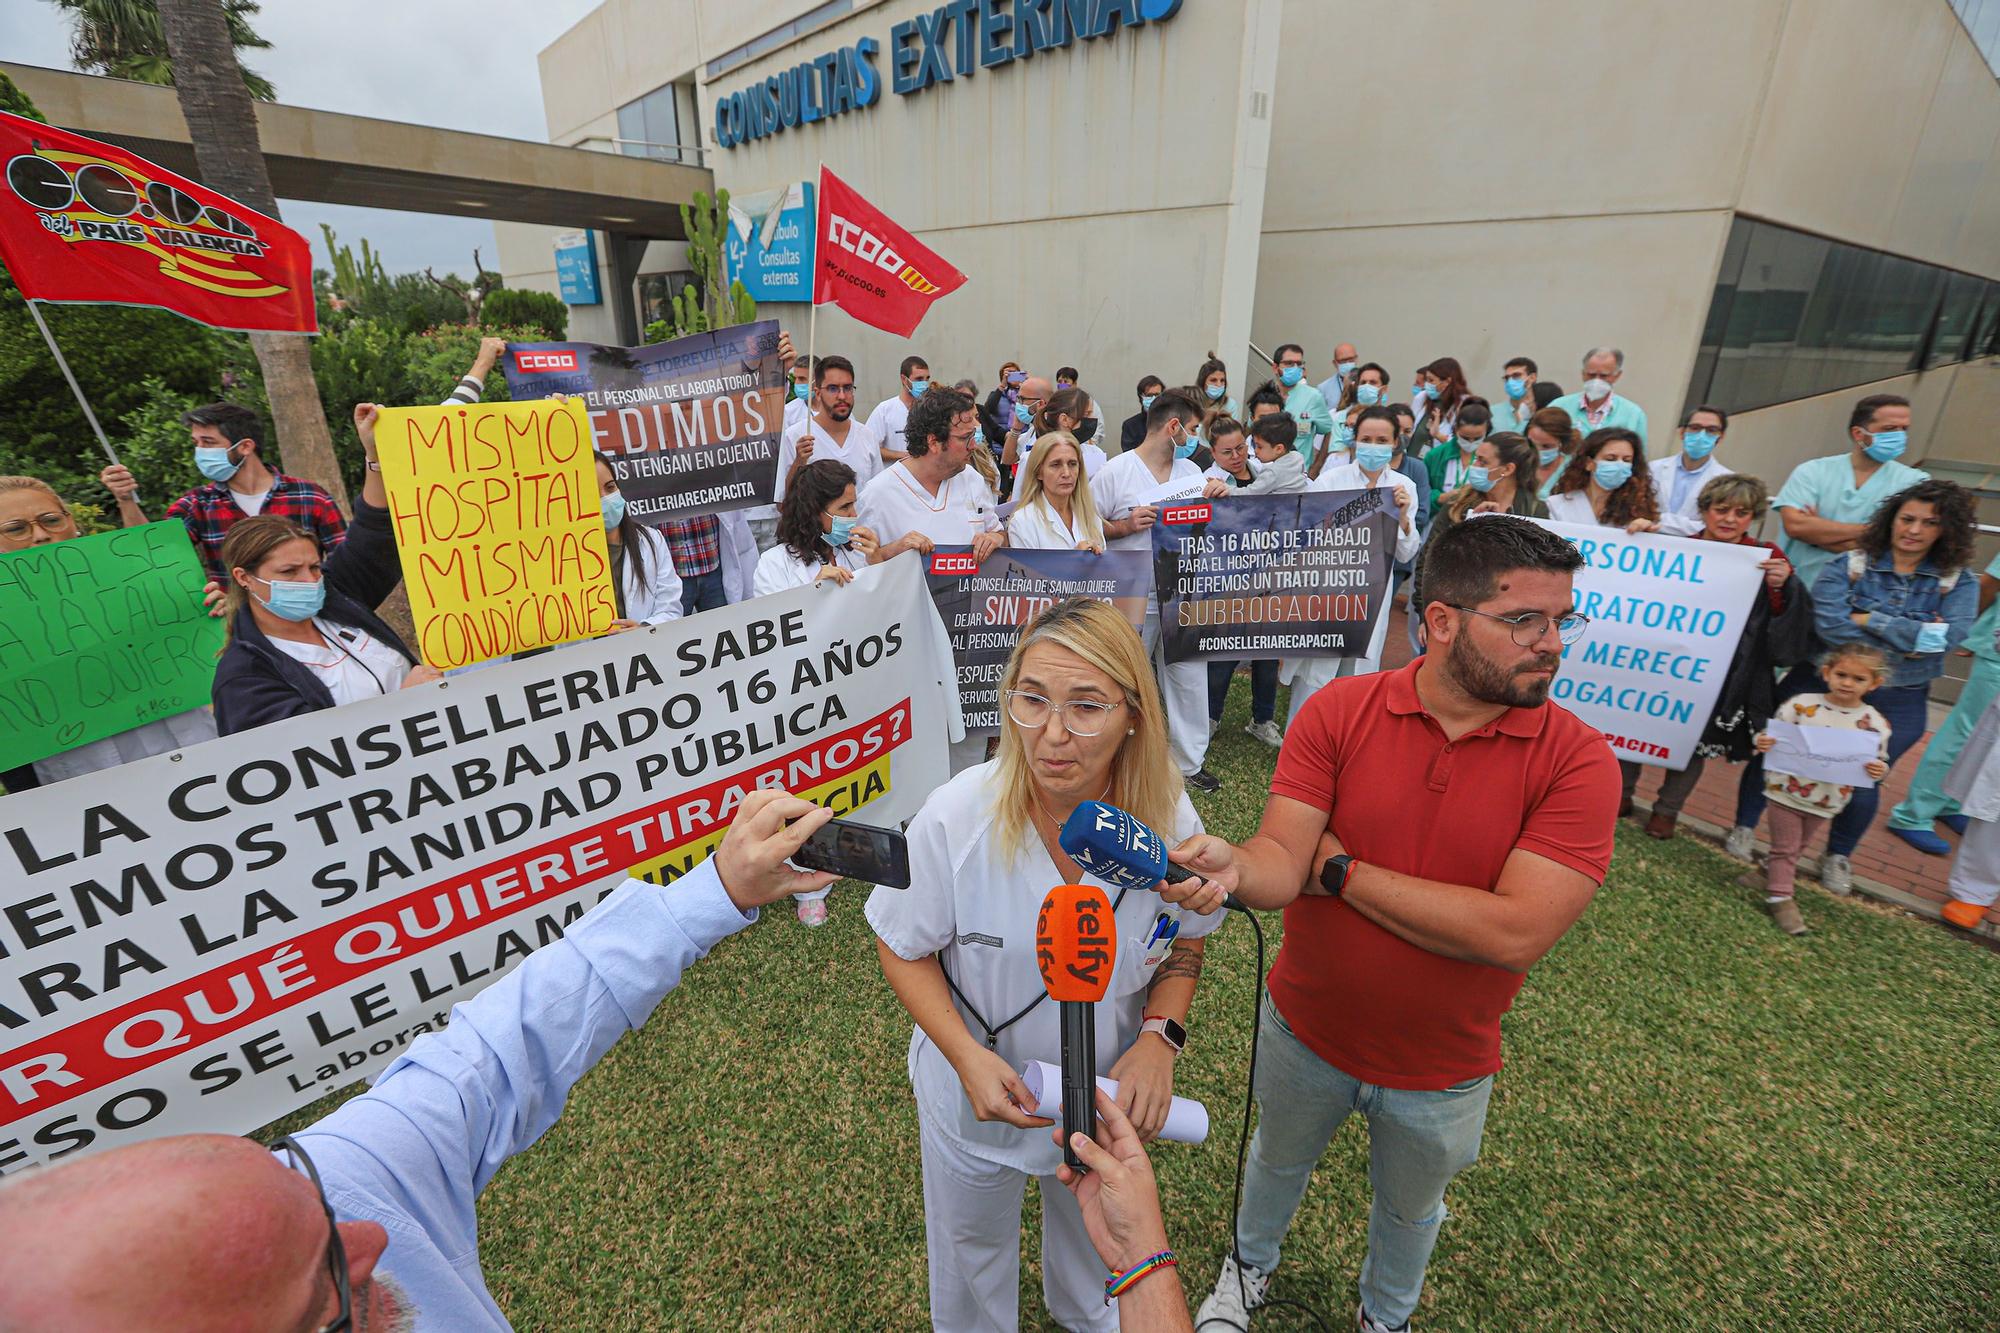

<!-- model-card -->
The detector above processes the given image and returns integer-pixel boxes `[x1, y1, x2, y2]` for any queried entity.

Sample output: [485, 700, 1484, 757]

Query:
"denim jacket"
[1811, 551, 1977, 689]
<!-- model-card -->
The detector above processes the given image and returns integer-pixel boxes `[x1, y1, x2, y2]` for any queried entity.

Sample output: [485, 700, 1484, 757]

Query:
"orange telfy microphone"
[1037, 885, 1117, 1171]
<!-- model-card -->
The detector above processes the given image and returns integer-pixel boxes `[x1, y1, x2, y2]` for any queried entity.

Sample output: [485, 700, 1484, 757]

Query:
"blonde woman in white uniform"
[1007, 433, 1106, 552]
[868, 598, 1222, 1332]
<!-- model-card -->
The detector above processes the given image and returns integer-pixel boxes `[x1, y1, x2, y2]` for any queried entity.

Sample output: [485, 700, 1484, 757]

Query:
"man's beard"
[354, 1273, 418, 1333]
[1445, 634, 1561, 708]
[826, 402, 852, 421]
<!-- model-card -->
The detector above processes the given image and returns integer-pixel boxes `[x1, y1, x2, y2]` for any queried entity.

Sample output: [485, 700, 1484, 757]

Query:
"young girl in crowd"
[1752, 644, 1893, 935]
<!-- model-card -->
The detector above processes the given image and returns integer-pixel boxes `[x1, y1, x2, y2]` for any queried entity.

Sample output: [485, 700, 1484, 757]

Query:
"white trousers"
[1948, 816, 2000, 908]
[1142, 608, 1211, 776]
[1282, 598, 1392, 730]
[918, 1109, 1120, 1333]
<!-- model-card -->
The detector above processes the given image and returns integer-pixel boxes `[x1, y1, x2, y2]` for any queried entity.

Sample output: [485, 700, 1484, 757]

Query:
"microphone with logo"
[1035, 884, 1116, 1172]
[1057, 800, 1247, 913]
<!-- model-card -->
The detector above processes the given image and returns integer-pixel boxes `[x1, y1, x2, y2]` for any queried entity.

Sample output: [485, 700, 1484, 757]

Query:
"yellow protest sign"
[374, 397, 617, 668]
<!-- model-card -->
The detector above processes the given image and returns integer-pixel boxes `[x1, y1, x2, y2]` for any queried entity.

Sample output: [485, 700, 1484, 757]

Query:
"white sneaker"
[1357, 1302, 1409, 1332]
[1244, 719, 1285, 748]
[1819, 853, 1853, 896]
[1208, 717, 1222, 738]
[1195, 1253, 1271, 1329]
[1723, 825, 1756, 860]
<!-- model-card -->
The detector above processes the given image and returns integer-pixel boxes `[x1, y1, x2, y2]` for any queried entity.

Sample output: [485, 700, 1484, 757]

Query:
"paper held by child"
[1763, 719, 1881, 789]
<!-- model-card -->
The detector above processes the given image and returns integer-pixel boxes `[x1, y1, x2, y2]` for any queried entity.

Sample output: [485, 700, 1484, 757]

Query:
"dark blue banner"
[1152, 490, 1398, 663]
[502, 321, 784, 523]
[925, 547, 1152, 733]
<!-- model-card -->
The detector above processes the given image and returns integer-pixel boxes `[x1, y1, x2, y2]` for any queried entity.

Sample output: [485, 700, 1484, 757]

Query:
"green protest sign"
[0, 522, 222, 771]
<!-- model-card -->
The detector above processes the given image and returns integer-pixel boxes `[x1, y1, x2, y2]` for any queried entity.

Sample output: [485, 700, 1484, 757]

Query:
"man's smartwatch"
[1319, 854, 1356, 900]
[1140, 1016, 1186, 1054]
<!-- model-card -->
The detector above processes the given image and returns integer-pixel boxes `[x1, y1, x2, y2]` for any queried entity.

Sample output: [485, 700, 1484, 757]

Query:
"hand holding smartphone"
[788, 815, 911, 888]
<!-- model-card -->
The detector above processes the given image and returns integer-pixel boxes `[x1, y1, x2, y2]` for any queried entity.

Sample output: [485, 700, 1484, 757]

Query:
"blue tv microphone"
[1057, 800, 1247, 912]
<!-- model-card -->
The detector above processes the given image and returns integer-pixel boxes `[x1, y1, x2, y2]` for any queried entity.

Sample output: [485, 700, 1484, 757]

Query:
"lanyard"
[939, 884, 1130, 1049]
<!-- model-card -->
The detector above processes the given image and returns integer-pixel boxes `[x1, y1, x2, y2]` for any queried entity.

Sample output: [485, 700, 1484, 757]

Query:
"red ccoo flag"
[812, 166, 965, 338]
[0, 111, 316, 334]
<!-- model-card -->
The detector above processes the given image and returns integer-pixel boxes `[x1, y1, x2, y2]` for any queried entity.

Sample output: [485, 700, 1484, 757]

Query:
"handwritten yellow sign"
[375, 397, 617, 668]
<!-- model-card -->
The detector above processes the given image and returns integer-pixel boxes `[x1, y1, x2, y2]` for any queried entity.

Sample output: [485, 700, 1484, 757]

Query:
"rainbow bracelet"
[1104, 1250, 1177, 1304]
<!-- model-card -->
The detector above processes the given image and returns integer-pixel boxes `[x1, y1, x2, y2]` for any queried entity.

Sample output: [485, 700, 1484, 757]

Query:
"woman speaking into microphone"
[867, 598, 1222, 1332]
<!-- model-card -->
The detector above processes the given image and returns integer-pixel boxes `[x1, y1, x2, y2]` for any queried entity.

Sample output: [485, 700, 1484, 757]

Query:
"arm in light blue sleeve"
[1304, 388, 1334, 437]
[299, 861, 754, 1244]
[1935, 569, 1979, 652]
[1811, 558, 1867, 648]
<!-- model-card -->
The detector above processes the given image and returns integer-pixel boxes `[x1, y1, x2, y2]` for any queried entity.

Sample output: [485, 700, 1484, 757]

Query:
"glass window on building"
[638, 270, 699, 330]
[1685, 216, 2000, 415]
[616, 85, 688, 162]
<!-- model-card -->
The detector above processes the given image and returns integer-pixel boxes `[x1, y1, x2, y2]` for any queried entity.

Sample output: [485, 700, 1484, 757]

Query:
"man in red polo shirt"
[1177, 516, 1618, 1333]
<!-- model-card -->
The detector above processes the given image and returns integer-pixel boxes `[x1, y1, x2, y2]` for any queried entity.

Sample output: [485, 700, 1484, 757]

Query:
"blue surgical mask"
[1336, 360, 1357, 378]
[1863, 428, 1908, 463]
[1539, 447, 1562, 467]
[1205, 383, 1226, 401]
[826, 514, 858, 547]
[1356, 383, 1382, 406]
[1279, 366, 1304, 387]
[1504, 376, 1527, 401]
[1594, 459, 1634, 490]
[1014, 400, 1032, 426]
[974, 425, 986, 446]
[1174, 431, 1199, 460]
[195, 444, 242, 482]
[1916, 621, 1951, 653]
[908, 379, 930, 398]
[1334, 421, 1356, 444]
[792, 382, 810, 402]
[1681, 430, 1719, 461]
[251, 573, 325, 622]
[1468, 465, 1499, 493]
[601, 491, 627, 528]
[1355, 444, 1394, 473]
[1141, 394, 1156, 411]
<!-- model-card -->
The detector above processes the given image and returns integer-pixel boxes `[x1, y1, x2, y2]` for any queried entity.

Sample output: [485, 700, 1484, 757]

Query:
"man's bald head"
[0, 1133, 392, 1331]
[1018, 376, 1054, 427]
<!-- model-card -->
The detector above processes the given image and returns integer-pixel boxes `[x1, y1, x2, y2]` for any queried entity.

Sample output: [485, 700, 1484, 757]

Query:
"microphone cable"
[1198, 903, 1337, 1333]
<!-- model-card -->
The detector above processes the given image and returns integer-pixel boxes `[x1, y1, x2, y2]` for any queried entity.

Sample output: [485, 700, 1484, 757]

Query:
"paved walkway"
[1371, 601, 1998, 943]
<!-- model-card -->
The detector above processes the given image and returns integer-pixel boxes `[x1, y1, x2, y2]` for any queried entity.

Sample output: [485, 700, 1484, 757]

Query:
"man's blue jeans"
[1237, 994, 1493, 1329]
[680, 569, 727, 617]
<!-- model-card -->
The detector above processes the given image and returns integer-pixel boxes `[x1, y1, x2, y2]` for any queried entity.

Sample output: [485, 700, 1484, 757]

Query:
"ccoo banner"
[0, 555, 956, 1172]
[503, 322, 785, 522]
[1154, 491, 1399, 663]
[925, 547, 1151, 732]
[1537, 521, 1765, 770]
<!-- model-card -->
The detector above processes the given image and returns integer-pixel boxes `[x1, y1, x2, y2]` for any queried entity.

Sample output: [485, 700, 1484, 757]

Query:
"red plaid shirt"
[659, 515, 721, 578]
[166, 475, 347, 579]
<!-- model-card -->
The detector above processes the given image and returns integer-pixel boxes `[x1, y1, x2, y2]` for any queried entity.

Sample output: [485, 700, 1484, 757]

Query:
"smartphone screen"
[791, 816, 911, 889]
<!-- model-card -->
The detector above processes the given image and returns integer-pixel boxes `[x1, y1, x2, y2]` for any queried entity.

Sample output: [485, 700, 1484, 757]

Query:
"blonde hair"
[966, 435, 1001, 491]
[1015, 433, 1105, 547]
[1819, 641, 1890, 683]
[993, 598, 1181, 858]
[0, 476, 63, 504]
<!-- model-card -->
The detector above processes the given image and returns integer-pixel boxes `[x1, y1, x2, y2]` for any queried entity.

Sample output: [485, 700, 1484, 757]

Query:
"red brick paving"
[1371, 600, 1999, 941]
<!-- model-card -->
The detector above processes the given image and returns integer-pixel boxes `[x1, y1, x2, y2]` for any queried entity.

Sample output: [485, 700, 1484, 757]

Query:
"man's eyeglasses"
[819, 384, 856, 396]
[1005, 690, 1124, 736]
[1450, 606, 1591, 646]
[269, 1134, 352, 1332]
[0, 510, 71, 540]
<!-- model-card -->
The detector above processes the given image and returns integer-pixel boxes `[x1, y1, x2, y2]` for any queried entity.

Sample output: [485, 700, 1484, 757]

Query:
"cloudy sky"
[2, 0, 603, 277]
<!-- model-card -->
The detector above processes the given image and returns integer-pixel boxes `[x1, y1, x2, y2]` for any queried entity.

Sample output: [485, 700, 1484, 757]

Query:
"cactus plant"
[666, 188, 758, 337]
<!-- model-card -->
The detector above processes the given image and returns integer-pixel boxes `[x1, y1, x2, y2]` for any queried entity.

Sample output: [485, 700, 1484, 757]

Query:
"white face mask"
[1583, 377, 1614, 403]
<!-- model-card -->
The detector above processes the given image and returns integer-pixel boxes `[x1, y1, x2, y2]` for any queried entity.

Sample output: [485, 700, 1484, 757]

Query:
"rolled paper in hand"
[1021, 1059, 1210, 1145]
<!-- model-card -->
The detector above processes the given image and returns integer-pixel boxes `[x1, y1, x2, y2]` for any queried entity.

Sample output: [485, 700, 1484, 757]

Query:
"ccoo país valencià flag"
[812, 166, 964, 338]
[0, 111, 316, 333]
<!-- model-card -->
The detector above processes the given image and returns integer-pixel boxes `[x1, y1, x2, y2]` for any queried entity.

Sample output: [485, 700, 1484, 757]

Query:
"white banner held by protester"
[0, 555, 956, 1172]
[1536, 521, 1765, 771]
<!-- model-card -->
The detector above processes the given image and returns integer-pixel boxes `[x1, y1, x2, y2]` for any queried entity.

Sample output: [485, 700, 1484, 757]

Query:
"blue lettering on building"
[712, 0, 1185, 149]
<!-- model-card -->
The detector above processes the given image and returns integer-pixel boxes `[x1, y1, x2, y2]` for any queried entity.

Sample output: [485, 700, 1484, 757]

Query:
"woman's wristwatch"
[1139, 1016, 1186, 1053]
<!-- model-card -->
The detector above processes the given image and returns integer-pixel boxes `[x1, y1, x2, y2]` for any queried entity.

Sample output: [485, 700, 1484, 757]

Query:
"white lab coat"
[618, 525, 686, 623]
[1282, 463, 1422, 721]
[1006, 497, 1101, 550]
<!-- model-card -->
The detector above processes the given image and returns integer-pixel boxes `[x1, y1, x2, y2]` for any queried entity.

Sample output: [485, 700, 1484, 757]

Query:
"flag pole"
[807, 162, 824, 379]
[27, 299, 120, 466]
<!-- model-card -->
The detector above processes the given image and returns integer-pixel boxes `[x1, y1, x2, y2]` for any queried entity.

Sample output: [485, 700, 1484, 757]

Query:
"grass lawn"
[268, 678, 2000, 1329]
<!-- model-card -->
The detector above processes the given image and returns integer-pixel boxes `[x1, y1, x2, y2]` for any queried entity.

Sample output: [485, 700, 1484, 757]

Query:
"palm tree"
[151, 0, 347, 510]
[47, 0, 277, 101]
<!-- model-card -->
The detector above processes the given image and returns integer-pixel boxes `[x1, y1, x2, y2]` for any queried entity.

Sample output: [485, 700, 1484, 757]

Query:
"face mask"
[1073, 417, 1099, 444]
[250, 573, 324, 622]
[1539, 447, 1562, 467]
[1504, 376, 1527, 401]
[1583, 377, 1614, 403]
[1863, 428, 1908, 463]
[1356, 383, 1383, 406]
[1413, 382, 1428, 398]
[792, 382, 810, 402]
[195, 444, 242, 482]
[1468, 466, 1500, 493]
[1594, 459, 1633, 490]
[1337, 360, 1357, 378]
[1174, 430, 1199, 460]
[974, 426, 986, 446]
[1681, 430, 1719, 461]
[1014, 400, 1032, 426]
[601, 491, 627, 528]
[908, 379, 930, 398]
[1057, 380, 1075, 390]
[1916, 621, 1951, 654]
[1141, 394, 1156, 411]
[826, 514, 858, 547]
[1205, 383, 1226, 401]
[1279, 366, 1304, 387]
[1355, 444, 1394, 473]
[1334, 422, 1356, 445]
